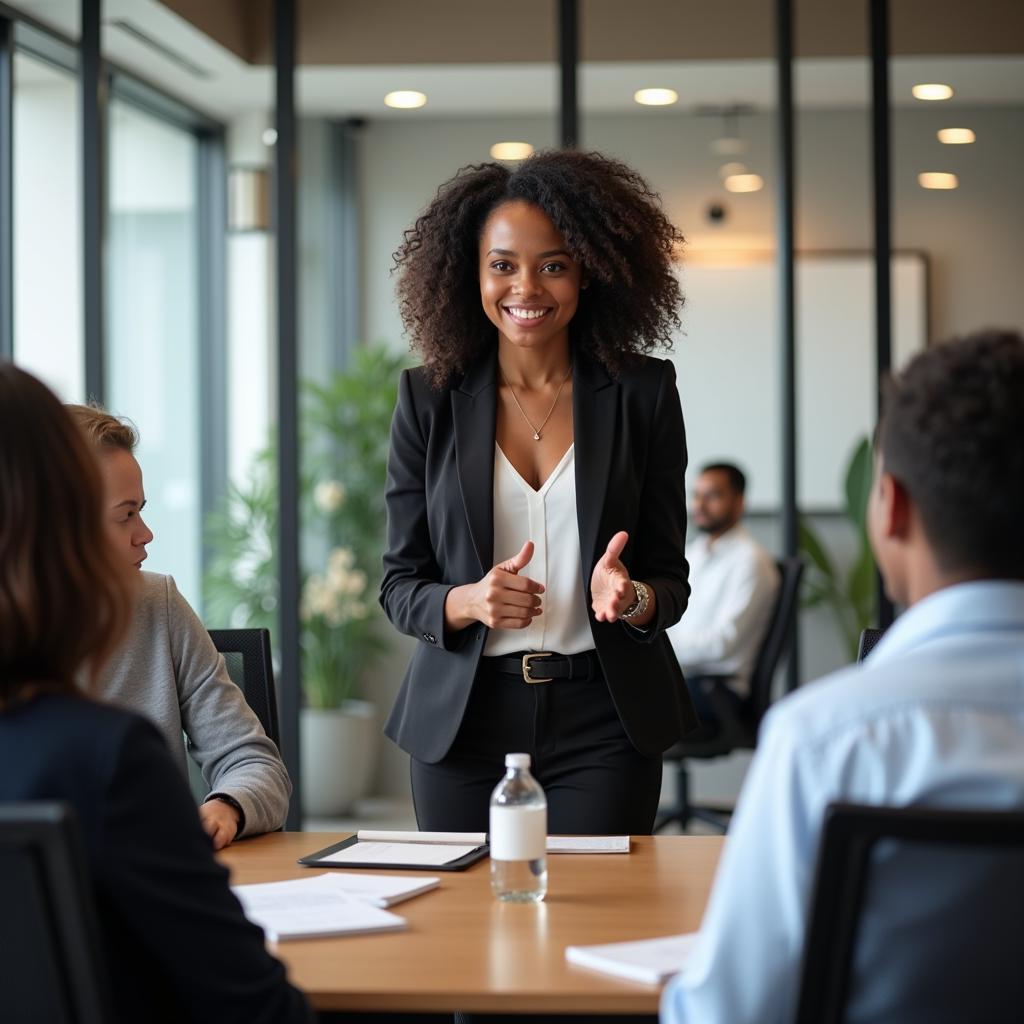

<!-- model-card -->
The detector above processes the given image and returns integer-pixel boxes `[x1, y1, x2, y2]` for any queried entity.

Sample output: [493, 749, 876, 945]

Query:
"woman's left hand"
[590, 531, 634, 622]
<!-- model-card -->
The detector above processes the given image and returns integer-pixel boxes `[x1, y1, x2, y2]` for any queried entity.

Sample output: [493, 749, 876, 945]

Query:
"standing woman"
[381, 150, 697, 835]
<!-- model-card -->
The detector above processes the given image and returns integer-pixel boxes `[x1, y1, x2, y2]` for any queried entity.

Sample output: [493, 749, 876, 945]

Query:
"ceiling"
[10, 0, 1024, 121]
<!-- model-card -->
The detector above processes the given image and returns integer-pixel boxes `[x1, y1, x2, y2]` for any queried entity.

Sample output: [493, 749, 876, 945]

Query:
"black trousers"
[410, 655, 663, 835]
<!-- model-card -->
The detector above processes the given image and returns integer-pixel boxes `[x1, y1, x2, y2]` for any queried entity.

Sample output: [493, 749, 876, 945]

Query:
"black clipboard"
[298, 835, 490, 872]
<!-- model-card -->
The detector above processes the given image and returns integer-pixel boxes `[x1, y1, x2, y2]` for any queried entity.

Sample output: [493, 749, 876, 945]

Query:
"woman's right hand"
[444, 541, 544, 631]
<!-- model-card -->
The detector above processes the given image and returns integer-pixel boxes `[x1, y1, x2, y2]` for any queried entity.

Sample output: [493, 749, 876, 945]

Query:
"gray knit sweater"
[96, 572, 291, 837]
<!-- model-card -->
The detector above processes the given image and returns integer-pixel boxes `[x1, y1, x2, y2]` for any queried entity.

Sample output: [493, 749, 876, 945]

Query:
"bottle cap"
[505, 752, 531, 769]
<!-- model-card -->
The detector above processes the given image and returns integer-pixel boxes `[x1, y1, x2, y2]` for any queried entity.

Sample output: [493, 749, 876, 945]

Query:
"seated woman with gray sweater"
[68, 404, 290, 848]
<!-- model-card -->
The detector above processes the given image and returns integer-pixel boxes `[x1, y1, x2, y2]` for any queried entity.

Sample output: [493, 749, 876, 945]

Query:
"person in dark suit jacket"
[381, 151, 698, 835]
[0, 363, 312, 1024]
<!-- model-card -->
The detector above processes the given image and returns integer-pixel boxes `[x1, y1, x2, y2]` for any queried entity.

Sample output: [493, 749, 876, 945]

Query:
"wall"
[362, 105, 1024, 348]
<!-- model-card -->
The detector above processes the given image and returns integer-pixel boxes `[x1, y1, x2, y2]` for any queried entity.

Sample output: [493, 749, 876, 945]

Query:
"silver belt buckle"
[522, 652, 554, 684]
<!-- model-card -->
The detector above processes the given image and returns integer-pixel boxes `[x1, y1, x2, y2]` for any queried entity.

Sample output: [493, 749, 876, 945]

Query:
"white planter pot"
[300, 700, 378, 817]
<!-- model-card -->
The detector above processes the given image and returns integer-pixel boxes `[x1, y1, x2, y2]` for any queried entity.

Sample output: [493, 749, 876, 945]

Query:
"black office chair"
[207, 627, 281, 748]
[0, 803, 112, 1024]
[654, 556, 805, 833]
[856, 626, 886, 662]
[796, 802, 1024, 1024]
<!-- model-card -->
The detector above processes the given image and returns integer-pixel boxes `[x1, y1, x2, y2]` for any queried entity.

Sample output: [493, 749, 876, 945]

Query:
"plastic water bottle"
[489, 752, 548, 902]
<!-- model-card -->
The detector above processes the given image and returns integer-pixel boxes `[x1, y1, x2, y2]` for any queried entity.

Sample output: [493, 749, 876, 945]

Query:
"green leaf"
[844, 436, 874, 536]
[798, 519, 837, 581]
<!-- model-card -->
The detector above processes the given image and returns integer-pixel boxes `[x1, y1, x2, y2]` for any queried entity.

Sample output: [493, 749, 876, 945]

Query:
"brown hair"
[0, 365, 134, 701]
[66, 403, 139, 453]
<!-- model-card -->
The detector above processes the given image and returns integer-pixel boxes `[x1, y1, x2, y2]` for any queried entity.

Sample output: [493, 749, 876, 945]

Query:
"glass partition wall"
[12, 49, 82, 399]
[106, 98, 202, 604]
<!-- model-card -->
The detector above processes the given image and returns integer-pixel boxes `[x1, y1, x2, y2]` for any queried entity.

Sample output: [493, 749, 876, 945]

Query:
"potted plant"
[799, 436, 878, 660]
[204, 343, 408, 816]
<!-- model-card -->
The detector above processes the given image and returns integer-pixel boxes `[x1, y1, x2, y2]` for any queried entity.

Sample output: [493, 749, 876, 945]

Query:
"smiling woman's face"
[478, 200, 583, 353]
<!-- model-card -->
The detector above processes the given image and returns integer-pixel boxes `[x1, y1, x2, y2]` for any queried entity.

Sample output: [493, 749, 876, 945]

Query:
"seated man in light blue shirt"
[662, 328, 1024, 1024]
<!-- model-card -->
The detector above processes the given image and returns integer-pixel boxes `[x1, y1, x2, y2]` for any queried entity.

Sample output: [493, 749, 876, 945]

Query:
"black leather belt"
[483, 650, 601, 683]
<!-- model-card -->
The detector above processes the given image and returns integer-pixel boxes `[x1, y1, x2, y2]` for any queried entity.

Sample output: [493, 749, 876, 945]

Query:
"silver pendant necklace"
[499, 363, 573, 441]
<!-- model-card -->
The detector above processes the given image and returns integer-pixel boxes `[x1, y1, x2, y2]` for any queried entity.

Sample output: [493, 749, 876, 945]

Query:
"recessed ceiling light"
[918, 172, 958, 190]
[384, 90, 427, 109]
[634, 88, 678, 106]
[490, 141, 534, 161]
[937, 128, 975, 144]
[724, 173, 764, 194]
[718, 162, 747, 179]
[912, 83, 953, 101]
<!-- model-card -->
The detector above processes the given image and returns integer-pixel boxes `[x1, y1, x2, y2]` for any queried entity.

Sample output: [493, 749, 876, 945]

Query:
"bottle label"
[489, 805, 547, 861]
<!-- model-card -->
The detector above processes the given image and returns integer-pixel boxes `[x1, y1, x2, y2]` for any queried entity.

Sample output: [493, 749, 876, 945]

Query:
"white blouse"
[483, 443, 594, 657]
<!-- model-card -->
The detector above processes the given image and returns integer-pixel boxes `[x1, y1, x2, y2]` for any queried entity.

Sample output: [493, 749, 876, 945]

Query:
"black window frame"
[0, 3, 228, 610]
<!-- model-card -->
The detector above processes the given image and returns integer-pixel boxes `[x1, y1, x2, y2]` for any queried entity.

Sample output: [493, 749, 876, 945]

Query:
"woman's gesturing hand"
[444, 541, 544, 632]
[590, 531, 634, 622]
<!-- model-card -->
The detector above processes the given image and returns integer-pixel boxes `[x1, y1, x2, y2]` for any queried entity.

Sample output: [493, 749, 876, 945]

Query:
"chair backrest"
[796, 802, 1024, 1024]
[0, 803, 111, 1024]
[207, 628, 280, 748]
[856, 626, 886, 663]
[747, 557, 804, 723]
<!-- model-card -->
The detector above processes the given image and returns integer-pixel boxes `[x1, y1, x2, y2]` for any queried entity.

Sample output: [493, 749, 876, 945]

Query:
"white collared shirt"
[661, 580, 1024, 1024]
[483, 444, 593, 657]
[666, 525, 778, 694]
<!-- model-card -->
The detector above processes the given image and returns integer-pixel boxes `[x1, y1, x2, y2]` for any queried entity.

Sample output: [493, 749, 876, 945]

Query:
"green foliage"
[800, 437, 878, 659]
[203, 344, 409, 708]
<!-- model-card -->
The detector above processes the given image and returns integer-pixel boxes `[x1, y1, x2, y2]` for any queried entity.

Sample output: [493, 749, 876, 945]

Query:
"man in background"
[667, 463, 778, 723]
[662, 329, 1024, 1024]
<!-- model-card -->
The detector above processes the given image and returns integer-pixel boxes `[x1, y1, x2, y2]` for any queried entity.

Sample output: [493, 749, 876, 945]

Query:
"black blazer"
[380, 347, 697, 762]
[0, 693, 311, 1024]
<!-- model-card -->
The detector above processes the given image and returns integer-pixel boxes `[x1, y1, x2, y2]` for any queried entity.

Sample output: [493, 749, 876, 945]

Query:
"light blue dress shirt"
[661, 580, 1024, 1024]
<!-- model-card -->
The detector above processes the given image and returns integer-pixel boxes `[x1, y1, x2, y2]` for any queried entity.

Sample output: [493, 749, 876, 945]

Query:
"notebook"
[232, 874, 416, 941]
[565, 932, 699, 985]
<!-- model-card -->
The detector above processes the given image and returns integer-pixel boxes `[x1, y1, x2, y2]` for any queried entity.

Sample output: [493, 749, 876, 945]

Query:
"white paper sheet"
[565, 932, 698, 985]
[353, 830, 629, 853]
[232, 876, 408, 941]
[546, 836, 630, 853]
[356, 829, 487, 846]
[322, 841, 480, 866]
[271, 871, 439, 907]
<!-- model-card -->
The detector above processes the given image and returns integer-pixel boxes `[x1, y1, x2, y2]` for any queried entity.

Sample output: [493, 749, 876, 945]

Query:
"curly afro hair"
[393, 149, 685, 387]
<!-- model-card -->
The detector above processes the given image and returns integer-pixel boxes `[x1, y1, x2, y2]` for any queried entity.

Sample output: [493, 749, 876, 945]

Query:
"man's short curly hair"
[879, 328, 1024, 577]
[393, 150, 685, 386]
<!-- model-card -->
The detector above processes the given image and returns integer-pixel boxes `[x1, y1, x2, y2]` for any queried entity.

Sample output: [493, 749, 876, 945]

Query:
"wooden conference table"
[220, 832, 725, 1015]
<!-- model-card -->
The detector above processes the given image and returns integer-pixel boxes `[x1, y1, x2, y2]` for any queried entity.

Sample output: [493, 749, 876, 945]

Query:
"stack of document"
[565, 932, 699, 985]
[232, 871, 440, 941]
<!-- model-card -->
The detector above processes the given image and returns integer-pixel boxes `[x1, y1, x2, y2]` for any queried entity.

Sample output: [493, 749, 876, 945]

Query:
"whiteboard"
[668, 252, 928, 509]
